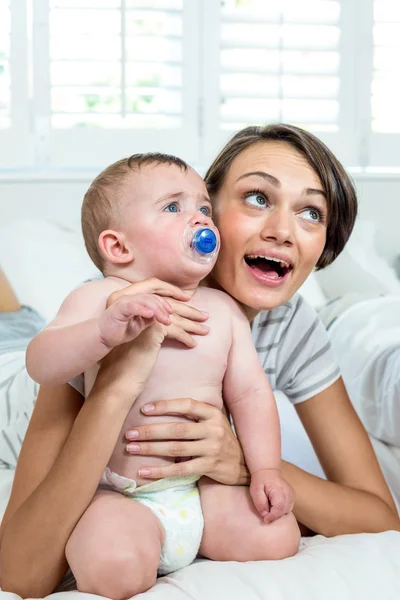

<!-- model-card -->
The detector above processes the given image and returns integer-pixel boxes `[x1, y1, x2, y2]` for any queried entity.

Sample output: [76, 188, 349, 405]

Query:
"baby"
[27, 153, 298, 593]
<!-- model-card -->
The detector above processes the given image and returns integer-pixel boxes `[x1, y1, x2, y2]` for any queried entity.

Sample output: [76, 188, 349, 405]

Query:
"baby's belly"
[87, 327, 228, 488]
[107, 384, 222, 487]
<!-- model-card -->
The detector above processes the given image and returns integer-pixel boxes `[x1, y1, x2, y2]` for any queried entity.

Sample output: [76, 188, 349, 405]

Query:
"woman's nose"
[260, 207, 294, 246]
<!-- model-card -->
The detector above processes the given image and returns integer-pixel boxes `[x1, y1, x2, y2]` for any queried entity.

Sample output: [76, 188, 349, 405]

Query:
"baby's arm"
[26, 279, 171, 387]
[223, 299, 293, 522]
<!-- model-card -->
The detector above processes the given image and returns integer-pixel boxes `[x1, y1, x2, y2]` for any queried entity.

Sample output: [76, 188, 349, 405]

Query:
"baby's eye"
[199, 206, 211, 216]
[165, 202, 179, 213]
[244, 192, 267, 208]
[301, 208, 322, 223]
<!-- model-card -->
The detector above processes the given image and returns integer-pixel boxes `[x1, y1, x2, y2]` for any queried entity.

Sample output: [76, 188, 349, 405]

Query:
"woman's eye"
[165, 202, 179, 213]
[301, 208, 322, 222]
[199, 206, 211, 216]
[244, 193, 267, 208]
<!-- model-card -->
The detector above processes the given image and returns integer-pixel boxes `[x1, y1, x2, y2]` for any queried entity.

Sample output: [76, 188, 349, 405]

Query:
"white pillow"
[0, 219, 99, 322]
[316, 219, 400, 299]
[297, 272, 328, 309]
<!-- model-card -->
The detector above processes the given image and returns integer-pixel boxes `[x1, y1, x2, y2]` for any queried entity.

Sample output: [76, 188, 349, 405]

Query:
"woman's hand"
[124, 399, 250, 486]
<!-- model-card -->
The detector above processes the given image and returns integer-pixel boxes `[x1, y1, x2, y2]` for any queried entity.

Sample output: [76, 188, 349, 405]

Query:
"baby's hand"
[98, 293, 172, 348]
[250, 468, 295, 524]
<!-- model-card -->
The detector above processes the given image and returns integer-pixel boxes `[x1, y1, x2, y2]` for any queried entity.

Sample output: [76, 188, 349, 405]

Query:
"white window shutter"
[0, 1, 11, 130]
[368, 0, 400, 166]
[32, 0, 202, 169]
[0, 0, 32, 167]
[201, 0, 358, 169]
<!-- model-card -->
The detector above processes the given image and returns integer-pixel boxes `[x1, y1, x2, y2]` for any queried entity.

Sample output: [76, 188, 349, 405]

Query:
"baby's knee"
[262, 512, 301, 560]
[237, 512, 300, 562]
[69, 543, 160, 600]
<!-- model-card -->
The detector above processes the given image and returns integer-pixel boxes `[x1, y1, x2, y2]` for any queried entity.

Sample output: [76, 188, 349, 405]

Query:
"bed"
[1, 219, 400, 599]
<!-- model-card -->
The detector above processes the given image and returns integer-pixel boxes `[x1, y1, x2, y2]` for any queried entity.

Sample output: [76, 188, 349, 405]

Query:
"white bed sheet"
[1, 218, 400, 598]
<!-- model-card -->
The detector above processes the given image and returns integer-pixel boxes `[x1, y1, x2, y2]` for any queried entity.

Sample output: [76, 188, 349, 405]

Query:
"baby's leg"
[199, 477, 300, 562]
[66, 489, 164, 600]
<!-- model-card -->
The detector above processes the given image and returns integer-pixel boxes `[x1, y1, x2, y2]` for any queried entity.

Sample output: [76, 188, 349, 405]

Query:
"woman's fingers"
[143, 279, 191, 301]
[123, 397, 245, 486]
[137, 457, 209, 480]
[127, 439, 214, 458]
[126, 421, 208, 442]
[135, 295, 172, 325]
[167, 299, 209, 322]
[166, 324, 197, 348]
[107, 278, 191, 308]
[119, 295, 172, 325]
[169, 313, 209, 335]
[140, 398, 221, 421]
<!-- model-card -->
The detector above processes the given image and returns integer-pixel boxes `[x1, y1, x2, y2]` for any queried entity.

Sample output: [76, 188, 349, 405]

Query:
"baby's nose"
[189, 211, 212, 227]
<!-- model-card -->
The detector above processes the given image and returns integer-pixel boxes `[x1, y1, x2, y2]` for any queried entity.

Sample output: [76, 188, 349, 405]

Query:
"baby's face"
[120, 164, 218, 287]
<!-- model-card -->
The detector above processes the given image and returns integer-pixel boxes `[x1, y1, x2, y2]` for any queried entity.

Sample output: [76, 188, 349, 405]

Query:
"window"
[201, 0, 359, 168]
[0, 1, 11, 130]
[219, 0, 341, 132]
[1, 0, 400, 171]
[0, 0, 31, 168]
[372, 0, 400, 133]
[369, 0, 400, 165]
[49, 0, 183, 130]
[32, 0, 201, 167]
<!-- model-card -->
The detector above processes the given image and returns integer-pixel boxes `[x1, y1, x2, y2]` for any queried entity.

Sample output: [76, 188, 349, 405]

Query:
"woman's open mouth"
[244, 254, 293, 286]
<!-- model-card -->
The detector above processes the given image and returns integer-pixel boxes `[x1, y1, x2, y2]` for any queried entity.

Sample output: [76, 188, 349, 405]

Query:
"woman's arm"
[0, 268, 21, 312]
[0, 384, 84, 595]
[287, 377, 400, 536]
[0, 380, 141, 597]
[0, 286, 207, 598]
[124, 381, 400, 535]
[0, 326, 166, 598]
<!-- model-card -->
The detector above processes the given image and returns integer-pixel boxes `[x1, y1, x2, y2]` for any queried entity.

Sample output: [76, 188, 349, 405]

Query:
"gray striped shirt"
[252, 294, 340, 404]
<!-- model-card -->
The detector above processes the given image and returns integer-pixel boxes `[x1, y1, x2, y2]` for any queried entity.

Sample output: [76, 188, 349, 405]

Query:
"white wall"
[0, 173, 399, 264]
[354, 177, 400, 264]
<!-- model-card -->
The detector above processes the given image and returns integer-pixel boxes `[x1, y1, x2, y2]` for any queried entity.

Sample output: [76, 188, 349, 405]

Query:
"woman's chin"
[240, 269, 298, 312]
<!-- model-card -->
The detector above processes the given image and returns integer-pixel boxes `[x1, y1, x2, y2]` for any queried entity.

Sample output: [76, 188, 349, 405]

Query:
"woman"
[0, 124, 399, 597]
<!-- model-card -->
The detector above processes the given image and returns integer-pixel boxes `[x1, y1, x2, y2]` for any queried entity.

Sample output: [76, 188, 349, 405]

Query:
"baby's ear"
[98, 229, 134, 265]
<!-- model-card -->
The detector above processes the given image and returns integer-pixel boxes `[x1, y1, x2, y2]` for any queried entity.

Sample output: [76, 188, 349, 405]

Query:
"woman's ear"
[98, 230, 134, 265]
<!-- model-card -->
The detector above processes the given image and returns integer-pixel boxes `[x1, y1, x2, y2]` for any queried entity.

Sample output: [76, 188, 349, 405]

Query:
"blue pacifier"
[193, 228, 218, 255]
[183, 225, 220, 264]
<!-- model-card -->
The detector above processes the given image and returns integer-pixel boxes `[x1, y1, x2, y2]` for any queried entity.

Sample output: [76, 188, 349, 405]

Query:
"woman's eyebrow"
[236, 171, 281, 187]
[236, 171, 326, 198]
[302, 187, 327, 198]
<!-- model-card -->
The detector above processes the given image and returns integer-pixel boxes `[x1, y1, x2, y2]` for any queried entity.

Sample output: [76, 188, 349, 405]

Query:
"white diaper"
[100, 468, 203, 575]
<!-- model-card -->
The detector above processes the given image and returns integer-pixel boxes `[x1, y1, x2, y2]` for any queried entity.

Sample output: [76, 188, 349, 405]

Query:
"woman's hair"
[204, 124, 358, 270]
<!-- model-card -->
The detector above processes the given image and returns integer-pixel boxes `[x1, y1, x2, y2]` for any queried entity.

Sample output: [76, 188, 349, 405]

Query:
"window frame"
[30, 0, 203, 169]
[0, 0, 32, 168]
[200, 0, 362, 169]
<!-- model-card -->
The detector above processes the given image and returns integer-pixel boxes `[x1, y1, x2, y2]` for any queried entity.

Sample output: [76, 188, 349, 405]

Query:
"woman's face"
[211, 141, 328, 318]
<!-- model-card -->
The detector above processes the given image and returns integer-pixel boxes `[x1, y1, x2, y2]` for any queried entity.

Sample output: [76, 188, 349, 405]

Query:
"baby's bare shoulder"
[75, 276, 129, 296]
[56, 277, 129, 319]
[194, 287, 246, 320]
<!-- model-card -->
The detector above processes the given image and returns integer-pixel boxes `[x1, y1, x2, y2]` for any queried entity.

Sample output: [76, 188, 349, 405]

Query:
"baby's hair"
[82, 152, 189, 272]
